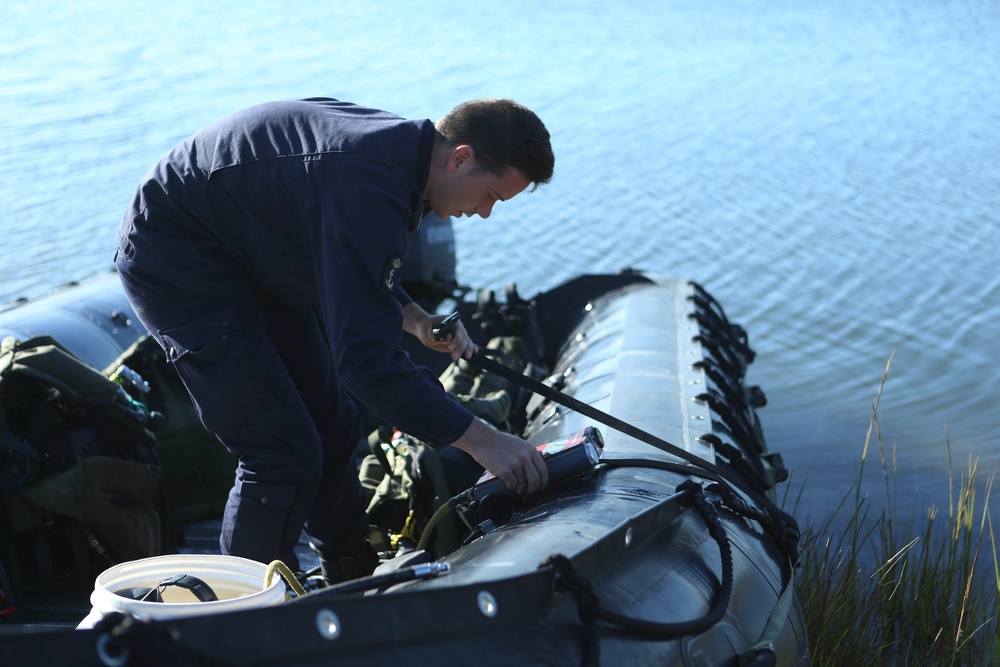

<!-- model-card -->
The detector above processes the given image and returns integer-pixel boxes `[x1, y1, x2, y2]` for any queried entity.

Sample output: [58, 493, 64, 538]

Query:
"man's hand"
[403, 304, 478, 361]
[451, 418, 549, 495]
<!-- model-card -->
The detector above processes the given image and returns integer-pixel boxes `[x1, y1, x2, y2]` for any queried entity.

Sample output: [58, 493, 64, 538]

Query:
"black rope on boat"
[545, 555, 602, 667]
[596, 480, 735, 637]
[598, 456, 797, 570]
[706, 481, 801, 569]
[543, 481, 735, 667]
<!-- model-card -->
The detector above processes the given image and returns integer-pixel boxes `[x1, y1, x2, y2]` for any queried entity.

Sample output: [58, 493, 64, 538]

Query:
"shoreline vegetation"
[793, 356, 999, 665]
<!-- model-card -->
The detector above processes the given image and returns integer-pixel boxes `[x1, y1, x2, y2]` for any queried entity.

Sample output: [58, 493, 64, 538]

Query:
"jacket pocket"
[159, 305, 241, 365]
[157, 304, 285, 434]
[224, 478, 298, 562]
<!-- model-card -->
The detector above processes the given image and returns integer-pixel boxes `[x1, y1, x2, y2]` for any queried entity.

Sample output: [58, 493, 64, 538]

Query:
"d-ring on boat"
[0, 218, 809, 666]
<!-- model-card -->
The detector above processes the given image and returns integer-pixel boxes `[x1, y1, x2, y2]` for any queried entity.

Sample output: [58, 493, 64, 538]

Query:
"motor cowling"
[400, 213, 461, 311]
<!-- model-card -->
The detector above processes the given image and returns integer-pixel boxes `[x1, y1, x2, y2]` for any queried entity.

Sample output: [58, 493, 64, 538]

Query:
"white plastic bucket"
[77, 554, 286, 629]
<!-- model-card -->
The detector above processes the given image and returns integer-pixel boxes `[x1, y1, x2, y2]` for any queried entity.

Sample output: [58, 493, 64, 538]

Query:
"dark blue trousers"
[117, 263, 369, 570]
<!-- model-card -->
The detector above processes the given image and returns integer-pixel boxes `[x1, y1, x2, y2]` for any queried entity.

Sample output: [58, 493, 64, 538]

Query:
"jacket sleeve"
[312, 183, 473, 446]
[394, 285, 413, 307]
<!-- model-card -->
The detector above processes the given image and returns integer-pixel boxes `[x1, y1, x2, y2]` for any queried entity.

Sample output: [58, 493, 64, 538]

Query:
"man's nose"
[477, 201, 495, 219]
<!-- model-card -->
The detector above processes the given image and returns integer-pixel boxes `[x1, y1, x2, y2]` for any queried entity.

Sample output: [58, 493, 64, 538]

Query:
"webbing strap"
[738, 566, 796, 666]
[469, 351, 719, 473]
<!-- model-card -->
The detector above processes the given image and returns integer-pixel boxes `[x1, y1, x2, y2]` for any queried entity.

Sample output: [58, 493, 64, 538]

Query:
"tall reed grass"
[794, 356, 999, 665]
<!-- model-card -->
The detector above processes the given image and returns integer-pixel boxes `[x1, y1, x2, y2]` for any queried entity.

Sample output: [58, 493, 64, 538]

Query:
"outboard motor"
[400, 213, 462, 311]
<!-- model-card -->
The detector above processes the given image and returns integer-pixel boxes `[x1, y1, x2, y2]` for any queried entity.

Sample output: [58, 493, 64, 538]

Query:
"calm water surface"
[2, 0, 998, 525]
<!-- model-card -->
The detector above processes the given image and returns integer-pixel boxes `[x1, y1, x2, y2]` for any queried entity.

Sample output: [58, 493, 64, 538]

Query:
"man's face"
[426, 146, 531, 220]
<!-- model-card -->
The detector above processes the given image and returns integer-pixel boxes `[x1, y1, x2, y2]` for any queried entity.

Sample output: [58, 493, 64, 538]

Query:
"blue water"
[2, 0, 999, 526]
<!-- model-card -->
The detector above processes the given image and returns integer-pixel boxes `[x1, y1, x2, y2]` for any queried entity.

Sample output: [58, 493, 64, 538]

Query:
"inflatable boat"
[0, 226, 809, 665]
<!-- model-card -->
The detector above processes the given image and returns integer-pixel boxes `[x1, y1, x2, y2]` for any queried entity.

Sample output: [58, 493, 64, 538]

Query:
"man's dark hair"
[436, 99, 554, 186]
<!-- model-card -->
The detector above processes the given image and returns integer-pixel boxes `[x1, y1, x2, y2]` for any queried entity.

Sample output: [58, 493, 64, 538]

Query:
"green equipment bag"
[362, 430, 461, 557]
[0, 334, 166, 598]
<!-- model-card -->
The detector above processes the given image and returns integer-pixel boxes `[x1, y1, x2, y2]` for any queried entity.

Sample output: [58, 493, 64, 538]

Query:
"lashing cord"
[543, 480, 733, 667]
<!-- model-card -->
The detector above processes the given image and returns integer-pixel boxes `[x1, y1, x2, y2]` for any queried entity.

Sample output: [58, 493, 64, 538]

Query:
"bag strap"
[1, 335, 120, 405]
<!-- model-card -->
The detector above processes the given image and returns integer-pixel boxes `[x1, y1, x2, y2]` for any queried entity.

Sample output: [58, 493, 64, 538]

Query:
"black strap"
[469, 351, 702, 466]
[115, 573, 218, 603]
[469, 355, 752, 496]
[160, 574, 218, 602]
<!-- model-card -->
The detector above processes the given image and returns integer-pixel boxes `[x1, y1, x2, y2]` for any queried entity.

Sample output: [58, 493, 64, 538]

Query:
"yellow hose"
[264, 560, 307, 598]
[416, 501, 453, 552]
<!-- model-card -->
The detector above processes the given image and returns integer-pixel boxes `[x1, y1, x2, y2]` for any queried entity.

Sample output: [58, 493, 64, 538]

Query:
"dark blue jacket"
[116, 98, 473, 445]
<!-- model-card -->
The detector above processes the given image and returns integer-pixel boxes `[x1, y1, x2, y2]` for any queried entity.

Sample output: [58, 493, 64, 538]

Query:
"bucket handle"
[114, 573, 218, 603]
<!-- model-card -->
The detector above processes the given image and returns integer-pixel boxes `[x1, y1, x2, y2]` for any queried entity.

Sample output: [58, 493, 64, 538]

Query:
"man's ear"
[447, 144, 475, 171]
